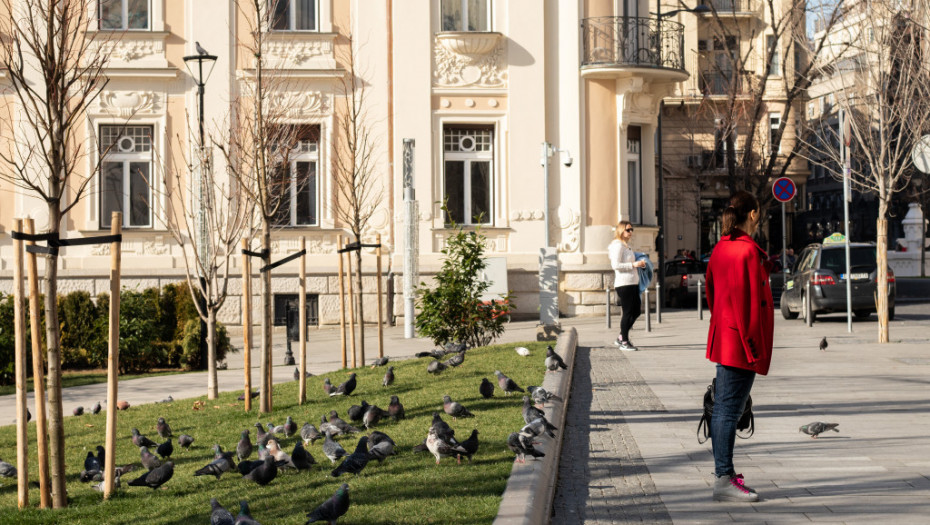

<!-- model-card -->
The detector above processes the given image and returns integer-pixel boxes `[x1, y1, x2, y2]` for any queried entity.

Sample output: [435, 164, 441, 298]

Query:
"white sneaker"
[618, 340, 638, 351]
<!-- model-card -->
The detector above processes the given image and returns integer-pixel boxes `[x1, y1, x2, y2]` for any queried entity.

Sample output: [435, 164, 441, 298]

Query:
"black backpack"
[697, 378, 754, 444]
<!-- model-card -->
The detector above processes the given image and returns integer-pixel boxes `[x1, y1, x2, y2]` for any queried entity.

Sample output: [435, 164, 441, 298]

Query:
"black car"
[780, 242, 895, 322]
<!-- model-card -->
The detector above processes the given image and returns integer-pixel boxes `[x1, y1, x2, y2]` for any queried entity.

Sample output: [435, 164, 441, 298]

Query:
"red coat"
[705, 230, 775, 375]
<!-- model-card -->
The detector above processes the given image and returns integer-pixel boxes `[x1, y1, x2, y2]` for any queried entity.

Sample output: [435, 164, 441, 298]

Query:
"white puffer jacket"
[608, 239, 638, 287]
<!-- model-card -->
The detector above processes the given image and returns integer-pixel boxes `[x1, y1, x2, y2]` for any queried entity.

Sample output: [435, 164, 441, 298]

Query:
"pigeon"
[347, 400, 371, 422]
[210, 498, 235, 525]
[522, 397, 557, 434]
[84, 447, 103, 472]
[237, 460, 264, 476]
[0, 458, 17, 478]
[255, 422, 271, 446]
[320, 414, 342, 438]
[416, 348, 453, 359]
[305, 483, 350, 525]
[156, 417, 172, 439]
[371, 356, 389, 367]
[194, 444, 236, 479]
[800, 421, 840, 438]
[331, 436, 370, 477]
[522, 417, 556, 439]
[819, 336, 828, 352]
[128, 461, 173, 489]
[156, 438, 174, 459]
[91, 475, 120, 491]
[140, 446, 161, 471]
[266, 422, 286, 435]
[91, 401, 102, 415]
[235, 500, 262, 525]
[442, 395, 474, 419]
[256, 442, 269, 460]
[158, 395, 174, 404]
[479, 378, 495, 398]
[412, 440, 429, 453]
[195, 41, 209, 56]
[445, 341, 467, 353]
[322, 430, 347, 464]
[291, 441, 316, 471]
[507, 432, 544, 463]
[243, 456, 278, 485]
[237, 430, 253, 461]
[427, 359, 447, 374]
[382, 366, 395, 387]
[368, 431, 395, 448]
[329, 411, 361, 434]
[388, 395, 405, 421]
[301, 423, 322, 445]
[426, 426, 468, 465]
[430, 412, 457, 444]
[367, 432, 397, 462]
[284, 416, 298, 438]
[131, 428, 158, 448]
[545, 345, 568, 371]
[73, 406, 84, 416]
[363, 406, 389, 429]
[495, 370, 524, 395]
[515, 346, 531, 357]
[329, 373, 357, 397]
[444, 350, 465, 368]
[178, 434, 195, 449]
[294, 367, 313, 381]
[266, 439, 294, 470]
[322, 378, 333, 396]
[80, 469, 103, 482]
[528, 386, 563, 406]
[237, 390, 259, 401]
[458, 429, 479, 462]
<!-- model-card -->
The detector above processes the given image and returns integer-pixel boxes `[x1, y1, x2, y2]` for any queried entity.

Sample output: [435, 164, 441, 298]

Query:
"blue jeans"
[711, 363, 756, 478]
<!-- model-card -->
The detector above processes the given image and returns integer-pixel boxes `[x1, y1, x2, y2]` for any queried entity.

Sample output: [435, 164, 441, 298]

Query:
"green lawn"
[0, 370, 192, 397]
[0, 341, 550, 524]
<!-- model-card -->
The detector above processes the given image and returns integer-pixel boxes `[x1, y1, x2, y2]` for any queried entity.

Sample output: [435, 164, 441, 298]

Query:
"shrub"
[0, 294, 15, 385]
[59, 291, 104, 369]
[179, 318, 232, 371]
[114, 289, 163, 374]
[415, 226, 512, 348]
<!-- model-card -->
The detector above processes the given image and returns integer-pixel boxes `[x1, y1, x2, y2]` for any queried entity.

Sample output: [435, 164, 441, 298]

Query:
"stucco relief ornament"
[263, 39, 331, 64]
[266, 91, 326, 118]
[96, 38, 162, 62]
[433, 37, 507, 88]
[143, 238, 169, 255]
[558, 206, 581, 253]
[96, 91, 159, 118]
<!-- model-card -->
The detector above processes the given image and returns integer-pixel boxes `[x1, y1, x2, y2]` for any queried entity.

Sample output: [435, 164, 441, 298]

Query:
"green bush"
[59, 291, 104, 369]
[115, 289, 164, 374]
[0, 294, 15, 385]
[179, 318, 231, 371]
[415, 225, 512, 348]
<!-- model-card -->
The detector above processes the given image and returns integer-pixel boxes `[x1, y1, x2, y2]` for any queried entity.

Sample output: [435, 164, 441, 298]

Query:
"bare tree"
[332, 35, 382, 367]
[801, 0, 930, 342]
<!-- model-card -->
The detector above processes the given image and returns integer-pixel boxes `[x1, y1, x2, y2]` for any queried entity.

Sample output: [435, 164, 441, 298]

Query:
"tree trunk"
[44, 209, 66, 508]
[876, 217, 889, 343]
[207, 307, 218, 400]
[260, 222, 273, 413]
[355, 248, 366, 366]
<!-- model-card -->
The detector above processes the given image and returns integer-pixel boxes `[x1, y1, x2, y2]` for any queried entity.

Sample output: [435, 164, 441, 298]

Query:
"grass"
[0, 340, 550, 524]
[0, 370, 193, 397]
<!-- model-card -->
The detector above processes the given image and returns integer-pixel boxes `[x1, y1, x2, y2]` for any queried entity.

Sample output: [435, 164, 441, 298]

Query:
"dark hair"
[721, 191, 759, 236]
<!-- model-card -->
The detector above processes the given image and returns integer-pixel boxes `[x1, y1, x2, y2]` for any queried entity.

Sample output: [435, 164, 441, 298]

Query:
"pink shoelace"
[730, 474, 752, 494]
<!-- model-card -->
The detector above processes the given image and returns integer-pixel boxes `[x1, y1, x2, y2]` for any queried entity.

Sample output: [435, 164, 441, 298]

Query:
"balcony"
[581, 16, 687, 82]
[698, 0, 759, 17]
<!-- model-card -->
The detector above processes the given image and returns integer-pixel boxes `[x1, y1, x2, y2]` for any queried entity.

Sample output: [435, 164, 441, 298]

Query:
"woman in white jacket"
[608, 220, 646, 350]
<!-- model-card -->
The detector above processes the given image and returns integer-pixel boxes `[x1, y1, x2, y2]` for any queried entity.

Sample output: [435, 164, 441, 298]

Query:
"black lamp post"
[183, 45, 217, 371]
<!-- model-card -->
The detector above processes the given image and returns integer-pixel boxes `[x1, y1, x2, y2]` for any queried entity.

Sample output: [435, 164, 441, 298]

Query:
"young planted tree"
[0, 0, 111, 507]
[801, 0, 930, 342]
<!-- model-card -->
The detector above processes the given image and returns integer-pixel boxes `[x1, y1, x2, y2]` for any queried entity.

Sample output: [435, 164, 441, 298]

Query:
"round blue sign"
[772, 177, 796, 202]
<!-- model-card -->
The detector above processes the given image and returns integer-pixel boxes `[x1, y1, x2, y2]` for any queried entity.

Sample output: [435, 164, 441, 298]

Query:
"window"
[627, 126, 642, 224]
[441, 0, 492, 31]
[270, 0, 318, 31]
[443, 125, 493, 225]
[713, 119, 737, 167]
[99, 0, 149, 30]
[273, 294, 320, 327]
[769, 113, 781, 155]
[270, 126, 320, 227]
[767, 35, 780, 76]
[99, 125, 154, 228]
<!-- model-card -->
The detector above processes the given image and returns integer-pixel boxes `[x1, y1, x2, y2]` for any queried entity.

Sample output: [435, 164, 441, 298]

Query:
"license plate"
[842, 273, 869, 280]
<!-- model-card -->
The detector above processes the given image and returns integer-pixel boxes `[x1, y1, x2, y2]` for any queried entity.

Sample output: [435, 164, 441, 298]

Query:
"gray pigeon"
[140, 446, 161, 471]
[291, 441, 316, 471]
[195, 41, 209, 56]
[92, 401, 102, 415]
[237, 430, 253, 461]
[430, 412, 457, 444]
[522, 396, 546, 424]
[331, 436, 370, 477]
[819, 337, 828, 351]
[156, 417, 172, 439]
[91, 475, 120, 492]
[383, 366, 395, 387]
[545, 345, 568, 371]
[306, 483, 350, 524]
[367, 439, 396, 462]
[322, 378, 333, 396]
[427, 359, 447, 374]
[131, 428, 158, 448]
[158, 395, 174, 404]
[320, 414, 342, 438]
[255, 422, 271, 446]
[266, 422, 286, 435]
[442, 395, 474, 419]
[388, 395, 405, 421]
[328, 411, 361, 434]
[211, 498, 235, 525]
[495, 370, 524, 395]
[371, 356, 389, 367]
[347, 400, 370, 422]
[368, 431, 395, 448]
[479, 378, 495, 398]
[0, 457, 16, 478]
[528, 386, 562, 406]
[362, 406, 389, 429]
[507, 432, 544, 463]
[194, 444, 235, 479]
[80, 469, 103, 482]
[444, 350, 465, 368]
[294, 367, 313, 381]
[128, 461, 174, 489]
[426, 426, 468, 465]
[178, 434, 195, 449]
[301, 422, 322, 445]
[243, 456, 278, 486]
[522, 417, 556, 439]
[322, 430, 347, 464]
[284, 416, 298, 438]
[235, 500, 262, 525]
[799, 421, 839, 438]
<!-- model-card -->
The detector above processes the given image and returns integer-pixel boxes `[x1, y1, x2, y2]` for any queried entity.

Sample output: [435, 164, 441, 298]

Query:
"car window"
[820, 247, 876, 274]
[666, 261, 704, 275]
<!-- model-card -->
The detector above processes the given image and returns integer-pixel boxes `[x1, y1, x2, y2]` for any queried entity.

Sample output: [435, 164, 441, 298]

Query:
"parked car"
[780, 242, 896, 322]
[663, 259, 706, 308]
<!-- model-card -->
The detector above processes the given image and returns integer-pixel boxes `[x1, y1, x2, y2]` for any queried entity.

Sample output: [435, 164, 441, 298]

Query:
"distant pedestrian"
[608, 221, 646, 351]
[704, 191, 774, 502]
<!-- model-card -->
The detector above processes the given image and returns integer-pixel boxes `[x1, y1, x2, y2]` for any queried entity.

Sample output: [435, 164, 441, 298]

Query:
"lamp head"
[563, 152, 573, 168]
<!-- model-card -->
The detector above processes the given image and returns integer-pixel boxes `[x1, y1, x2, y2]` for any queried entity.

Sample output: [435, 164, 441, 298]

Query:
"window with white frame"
[99, 0, 149, 30]
[769, 113, 781, 155]
[270, 126, 320, 227]
[99, 125, 154, 228]
[767, 35, 780, 76]
[441, 0, 492, 32]
[270, 0, 319, 31]
[443, 125, 493, 226]
[626, 127, 642, 224]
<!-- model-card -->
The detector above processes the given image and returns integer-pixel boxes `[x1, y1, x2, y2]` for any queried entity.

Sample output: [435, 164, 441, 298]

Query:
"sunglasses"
[624, 228, 634, 233]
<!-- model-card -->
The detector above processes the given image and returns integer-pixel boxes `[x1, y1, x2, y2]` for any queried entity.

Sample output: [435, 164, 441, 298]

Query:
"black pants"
[615, 284, 641, 342]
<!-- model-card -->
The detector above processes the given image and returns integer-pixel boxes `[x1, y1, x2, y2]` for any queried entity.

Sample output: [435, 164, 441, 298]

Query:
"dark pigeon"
[545, 345, 568, 371]
[430, 412, 457, 444]
[320, 414, 342, 438]
[522, 396, 546, 424]
[80, 469, 103, 482]
[415, 348, 452, 359]
[92, 401, 102, 415]
[367, 438, 396, 462]
[427, 359, 447, 374]
[194, 445, 236, 479]
[411, 440, 429, 453]
[382, 366, 395, 387]
[368, 431, 395, 448]
[128, 461, 173, 489]
[445, 342, 467, 353]
[800, 421, 839, 438]
[84, 449, 102, 472]
[237, 390, 259, 401]
[479, 378, 495, 398]
[156, 417, 172, 439]
[156, 438, 173, 459]
[331, 436, 369, 477]
[284, 416, 298, 438]
[237, 460, 264, 476]
[522, 417, 556, 439]
[495, 370, 524, 395]
[328, 411, 361, 434]
[507, 432, 545, 463]
[322, 430, 347, 464]
[347, 400, 370, 422]
[291, 441, 316, 471]
[0, 458, 15, 478]
[235, 500, 262, 525]
[322, 378, 333, 396]
[362, 406, 389, 429]
[294, 367, 313, 381]
[305, 483, 350, 524]
[178, 434, 195, 449]
[388, 395, 405, 421]
[371, 356, 389, 367]
[444, 350, 465, 368]
[442, 395, 474, 420]
[301, 422, 322, 445]
[237, 430, 253, 461]
[329, 373, 357, 397]
[243, 456, 278, 485]
[819, 337, 828, 351]
[158, 395, 174, 404]
[140, 446, 161, 471]
[131, 428, 158, 448]
[210, 498, 235, 525]
[73, 406, 84, 416]
[266, 422, 286, 435]
[458, 429, 479, 462]
[255, 422, 271, 447]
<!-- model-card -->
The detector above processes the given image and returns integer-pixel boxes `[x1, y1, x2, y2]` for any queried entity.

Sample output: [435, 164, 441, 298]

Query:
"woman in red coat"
[704, 190, 774, 502]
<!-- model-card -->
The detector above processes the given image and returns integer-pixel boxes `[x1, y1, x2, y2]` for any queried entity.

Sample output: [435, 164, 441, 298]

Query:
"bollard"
[644, 288, 651, 332]
[697, 280, 704, 320]
[806, 280, 812, 328]
[656, 282, 662, 323]
[605, 286, 612, 329]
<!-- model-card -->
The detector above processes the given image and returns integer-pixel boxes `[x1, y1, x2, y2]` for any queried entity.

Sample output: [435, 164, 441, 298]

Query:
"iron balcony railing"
[700, 0, 756, 12]
[581, 16, 685, 71]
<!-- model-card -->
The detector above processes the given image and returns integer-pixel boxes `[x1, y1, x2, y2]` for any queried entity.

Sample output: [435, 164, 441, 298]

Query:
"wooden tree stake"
[25, 219, 50, 507]
[298, 237, 307, 404]
[12, 218, 28, 508]
[346, 239, 357, 368]
[241, 239, 252, 411]
[376, 234, 384, 358]
[337, 235, 347, 369]
[103, 212, 122, 499]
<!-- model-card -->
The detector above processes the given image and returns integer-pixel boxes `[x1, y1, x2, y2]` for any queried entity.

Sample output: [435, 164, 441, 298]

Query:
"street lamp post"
[183, 46, 218, 370]
[540, 142, 572, 328]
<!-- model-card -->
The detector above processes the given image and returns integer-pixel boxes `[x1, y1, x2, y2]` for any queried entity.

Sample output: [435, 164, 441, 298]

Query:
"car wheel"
[781, 296, 798, 319]
[802, 293, 817, 323]
[854, 310, 871, 319]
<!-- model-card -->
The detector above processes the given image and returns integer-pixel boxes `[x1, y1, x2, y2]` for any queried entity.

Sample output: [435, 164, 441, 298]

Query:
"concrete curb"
[493, 326, 578, 525]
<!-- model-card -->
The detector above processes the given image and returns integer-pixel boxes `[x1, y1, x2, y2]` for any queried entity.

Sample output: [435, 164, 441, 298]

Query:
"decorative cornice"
[92, 90, 163, 117]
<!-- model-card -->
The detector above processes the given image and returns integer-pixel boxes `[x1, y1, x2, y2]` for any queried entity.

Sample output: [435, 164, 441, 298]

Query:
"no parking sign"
[772, 177, 796, 202]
